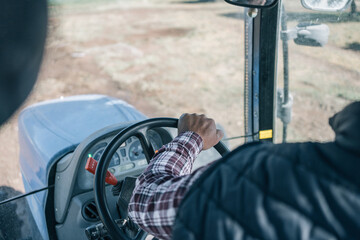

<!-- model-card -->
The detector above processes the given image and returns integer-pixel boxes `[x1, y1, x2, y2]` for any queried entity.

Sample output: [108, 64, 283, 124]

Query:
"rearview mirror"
[301, 0, 352, 11]
[224, 0, 278, 8]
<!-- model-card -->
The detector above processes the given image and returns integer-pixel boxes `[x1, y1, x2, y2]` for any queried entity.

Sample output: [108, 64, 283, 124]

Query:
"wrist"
[173, 131, 203, 156]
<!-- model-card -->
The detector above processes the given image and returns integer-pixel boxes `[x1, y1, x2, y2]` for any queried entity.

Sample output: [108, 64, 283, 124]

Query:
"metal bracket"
[277, 89, 293, 125]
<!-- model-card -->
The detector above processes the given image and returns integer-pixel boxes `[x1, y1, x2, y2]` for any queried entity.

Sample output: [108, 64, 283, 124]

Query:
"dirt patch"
[129, 27, 193, 40]
[344, 41, 360, 51]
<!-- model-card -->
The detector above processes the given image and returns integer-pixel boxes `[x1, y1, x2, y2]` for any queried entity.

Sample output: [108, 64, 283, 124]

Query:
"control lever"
[85, 157, 118, 186]
[85, 219, 125, 240]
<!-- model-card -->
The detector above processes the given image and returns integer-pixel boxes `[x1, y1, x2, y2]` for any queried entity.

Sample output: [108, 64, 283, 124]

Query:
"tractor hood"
[18, 95, 146, 239]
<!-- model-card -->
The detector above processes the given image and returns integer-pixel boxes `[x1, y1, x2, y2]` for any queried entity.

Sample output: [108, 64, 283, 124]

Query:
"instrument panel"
[86, 129, 166, 178]
[77, 127, 175, 190]
[89, 136, 148, 174]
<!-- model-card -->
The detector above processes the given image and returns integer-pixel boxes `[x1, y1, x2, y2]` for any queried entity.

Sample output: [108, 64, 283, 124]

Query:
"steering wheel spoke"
[136, 130, 155, 163]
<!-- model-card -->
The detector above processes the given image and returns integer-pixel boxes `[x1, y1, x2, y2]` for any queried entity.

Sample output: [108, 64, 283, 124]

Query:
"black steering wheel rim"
[94, 117, 229, 240]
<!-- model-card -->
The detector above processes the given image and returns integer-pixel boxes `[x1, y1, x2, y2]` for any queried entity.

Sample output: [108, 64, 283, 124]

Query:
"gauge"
[93, 146, 121, 167]
[129, 140, 145, 161]
[147, 129, 163, 151]
[109, 152, 120, 167]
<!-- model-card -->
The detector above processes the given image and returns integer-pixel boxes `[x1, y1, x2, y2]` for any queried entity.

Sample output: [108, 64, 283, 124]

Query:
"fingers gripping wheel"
[94, 118, 230, 240]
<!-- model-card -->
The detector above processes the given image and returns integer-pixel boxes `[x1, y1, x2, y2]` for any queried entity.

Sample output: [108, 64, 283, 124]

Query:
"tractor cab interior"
[0, 0, 359, 239]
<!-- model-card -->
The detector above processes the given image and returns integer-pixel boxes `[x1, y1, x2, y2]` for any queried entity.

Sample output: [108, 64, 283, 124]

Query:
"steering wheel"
[94, 118, 230, 240]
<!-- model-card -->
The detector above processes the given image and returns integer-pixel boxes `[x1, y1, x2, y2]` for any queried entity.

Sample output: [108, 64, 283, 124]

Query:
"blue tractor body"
[18, 95, 146, 239]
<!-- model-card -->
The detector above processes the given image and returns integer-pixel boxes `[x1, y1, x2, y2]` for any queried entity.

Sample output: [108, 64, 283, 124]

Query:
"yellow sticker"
[259, 129, 273, 139]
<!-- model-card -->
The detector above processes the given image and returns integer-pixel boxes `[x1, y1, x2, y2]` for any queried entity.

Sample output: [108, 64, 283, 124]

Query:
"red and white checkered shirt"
[128, 131, 213, 240]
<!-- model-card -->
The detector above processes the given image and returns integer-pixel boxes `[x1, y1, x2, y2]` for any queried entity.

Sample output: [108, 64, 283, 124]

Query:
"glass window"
[41, 0, 246, 149]
[275, 0, 360, 143]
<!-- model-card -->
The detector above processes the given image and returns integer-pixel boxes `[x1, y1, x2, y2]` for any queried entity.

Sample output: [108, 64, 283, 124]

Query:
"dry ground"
[0, 0, 359, 195]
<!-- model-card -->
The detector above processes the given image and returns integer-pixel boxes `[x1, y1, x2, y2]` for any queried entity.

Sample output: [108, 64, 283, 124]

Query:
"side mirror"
[294, 23, 330, 47]
[224, 0, 278, 8]
[282, 22, 330, 47]
[301, 0, 352, 11]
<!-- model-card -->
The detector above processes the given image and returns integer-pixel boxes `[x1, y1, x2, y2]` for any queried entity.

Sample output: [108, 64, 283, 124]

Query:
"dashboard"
[78, 128, 172, 190]
[54, 123, 223, 240]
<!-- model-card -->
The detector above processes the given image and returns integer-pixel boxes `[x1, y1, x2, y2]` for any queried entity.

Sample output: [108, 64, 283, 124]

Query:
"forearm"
[128, 131, 207, 240]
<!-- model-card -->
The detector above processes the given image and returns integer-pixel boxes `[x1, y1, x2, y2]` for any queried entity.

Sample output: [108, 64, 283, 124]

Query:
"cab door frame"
[244, 2, 281, 143]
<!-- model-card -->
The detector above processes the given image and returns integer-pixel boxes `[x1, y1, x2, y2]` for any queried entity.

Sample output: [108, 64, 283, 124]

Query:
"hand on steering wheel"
[94, 118, 229, 240]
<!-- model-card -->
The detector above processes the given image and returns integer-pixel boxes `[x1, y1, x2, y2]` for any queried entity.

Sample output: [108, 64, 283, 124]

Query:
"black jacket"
[173, 102, 360, 240]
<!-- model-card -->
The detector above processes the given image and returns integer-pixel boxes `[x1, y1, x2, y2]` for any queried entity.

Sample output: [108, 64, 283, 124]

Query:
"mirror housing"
[281, 23, 330, 47]
[301, 0, 352, 12]
[224, 0, 278, 9]
[294, 23, 329, 47]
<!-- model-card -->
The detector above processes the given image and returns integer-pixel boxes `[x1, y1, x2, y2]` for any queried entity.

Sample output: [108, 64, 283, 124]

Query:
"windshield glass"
[41, 0, 245, 148]
[275, 0, 360, 143]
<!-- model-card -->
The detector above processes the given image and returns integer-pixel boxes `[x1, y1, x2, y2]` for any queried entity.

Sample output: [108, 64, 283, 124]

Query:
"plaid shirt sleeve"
[128, 131, 211, 240]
